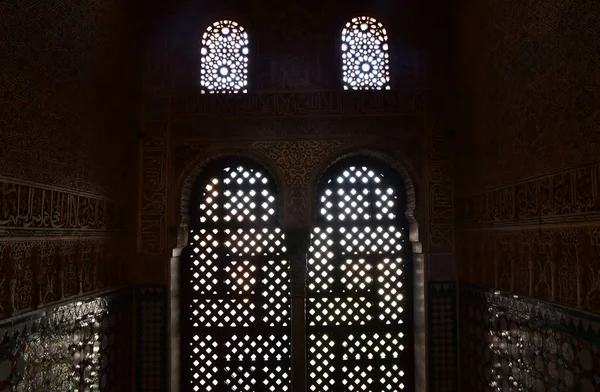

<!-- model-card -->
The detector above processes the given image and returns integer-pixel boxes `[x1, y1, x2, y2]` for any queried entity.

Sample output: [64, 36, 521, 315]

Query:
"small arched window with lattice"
[341, 16, 391, 90]
[182, 160, 291, 391]
[200, 20, 249, 94]
[307, 158, 414, 391]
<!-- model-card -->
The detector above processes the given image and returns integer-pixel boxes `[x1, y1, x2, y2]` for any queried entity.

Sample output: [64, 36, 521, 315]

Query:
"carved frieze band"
[0, 237, 119, 320]
[146, 90, 432, 120]
[169, 116, 423, 141]
[428, 118, 454, 256]
[0, 178, 122, 237]
[140, 137, 168, 255]
[458, 163, 600, 228]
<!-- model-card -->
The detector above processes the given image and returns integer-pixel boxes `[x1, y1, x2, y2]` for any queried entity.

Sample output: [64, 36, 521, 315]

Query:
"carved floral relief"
[0, 238, 120, 319]
[460, 227, 600, 312]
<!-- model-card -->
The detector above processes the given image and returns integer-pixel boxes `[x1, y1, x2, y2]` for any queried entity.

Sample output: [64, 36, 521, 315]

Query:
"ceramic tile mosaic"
[135, 285, 167, 392]
[428, 282, 458, 392]
[460, 285, 600, 391]
[0, 289, 134, 392]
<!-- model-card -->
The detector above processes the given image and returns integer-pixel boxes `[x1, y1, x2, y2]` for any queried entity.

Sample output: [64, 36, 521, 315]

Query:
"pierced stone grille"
[307, 163, 413, 392]
[200, 20, 249, 94]
[184, 164, 291, 392]
[341, 16, 391, 90]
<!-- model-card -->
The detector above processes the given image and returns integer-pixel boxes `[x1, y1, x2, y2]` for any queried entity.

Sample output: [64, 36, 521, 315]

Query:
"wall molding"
[143, 89, 435, 120]
[0, 177, 122, 237]
[458, 161, 600, 229]
[167, 116, 424, 141]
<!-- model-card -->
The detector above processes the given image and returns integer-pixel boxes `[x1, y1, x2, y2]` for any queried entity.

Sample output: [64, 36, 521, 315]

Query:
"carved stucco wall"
[456, 0, 600, 312]
[0, 0, 139, 320]
[456, 0, 600, 389]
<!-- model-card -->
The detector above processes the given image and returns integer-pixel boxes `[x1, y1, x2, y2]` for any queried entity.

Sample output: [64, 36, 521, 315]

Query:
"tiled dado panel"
[0, 289, 133, 391]
[1, 286, 170, 392]
[135, 286, 167, 392]
[460, 285, 600, 392]
[428, 282, 458, 392]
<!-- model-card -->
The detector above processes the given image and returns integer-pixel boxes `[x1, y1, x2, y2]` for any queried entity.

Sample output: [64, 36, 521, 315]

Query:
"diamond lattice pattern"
[186, 164, 290, 392]
[307, 164, 410, 391]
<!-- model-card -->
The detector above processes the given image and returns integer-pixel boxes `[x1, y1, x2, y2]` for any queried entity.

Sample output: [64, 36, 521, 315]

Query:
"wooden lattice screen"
[306, 158, 414, 392]
[182, 160, 291, 392]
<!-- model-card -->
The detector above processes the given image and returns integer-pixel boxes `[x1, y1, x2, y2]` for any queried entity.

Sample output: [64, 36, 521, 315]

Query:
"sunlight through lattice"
[341, 16, 390, 90]
[200, 20, 249, 94]
[186, 163, 290, 392]
[307, 162, 411, 391]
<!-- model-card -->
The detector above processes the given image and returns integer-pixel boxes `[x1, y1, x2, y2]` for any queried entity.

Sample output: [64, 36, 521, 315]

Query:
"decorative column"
[169, 223, 188, 392]
[286, 227, 311, 392]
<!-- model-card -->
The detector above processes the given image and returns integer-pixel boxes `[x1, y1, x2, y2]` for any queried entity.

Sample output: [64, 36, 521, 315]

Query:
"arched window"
[200, 20, 249, 94]
[307, 158, 413, 391]
[182, 160, 291, 391]
[341, 16, 391, 90]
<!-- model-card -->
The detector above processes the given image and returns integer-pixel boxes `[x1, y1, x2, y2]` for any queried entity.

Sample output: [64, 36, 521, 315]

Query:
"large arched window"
[307, 158, 413, 391]
[341, 16, 391, 90]
[200, 20, 249, 94]
[182, 160, 291, 391]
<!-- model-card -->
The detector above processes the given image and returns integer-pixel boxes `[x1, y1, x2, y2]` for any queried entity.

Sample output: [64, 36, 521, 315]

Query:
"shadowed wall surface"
[0, 0, 139, 318]
[0, 0, 140, 389]
[455, 0, 600, 389]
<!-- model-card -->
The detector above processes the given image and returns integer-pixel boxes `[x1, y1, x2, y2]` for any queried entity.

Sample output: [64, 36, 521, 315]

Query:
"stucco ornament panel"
[251, 140, 348, 227]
